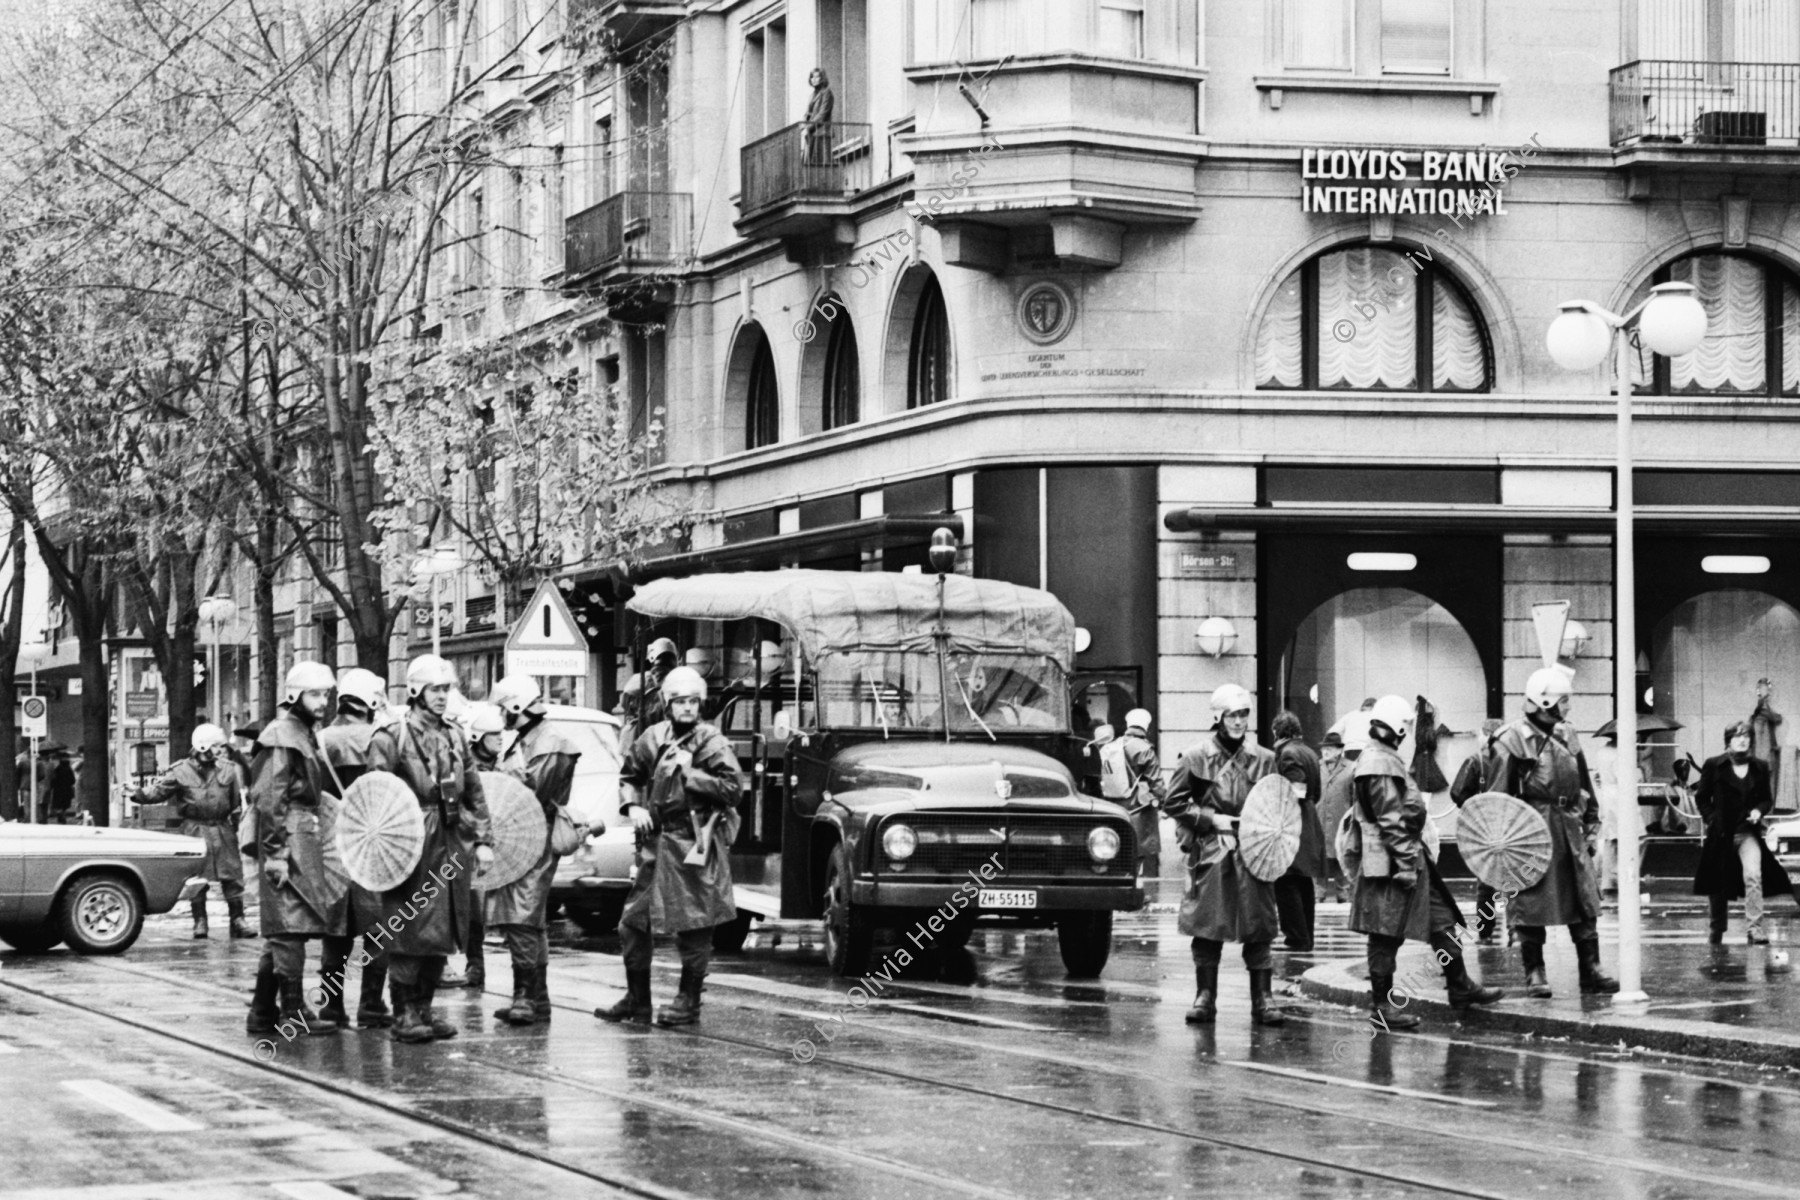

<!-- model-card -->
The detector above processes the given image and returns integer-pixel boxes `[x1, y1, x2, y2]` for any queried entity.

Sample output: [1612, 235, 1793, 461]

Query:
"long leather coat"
[619, 720, 743, 935]
[149, 756, 244, 885]
[1346, 740, 1431, 941]
[1692, 754, 1796, 900]
[366, 708, 493, 957]
[1165, 732, 1279, 943]
[1482, 717, 1601, 926]
[484, 720, 581, 929]
[251, 708, 348, 936]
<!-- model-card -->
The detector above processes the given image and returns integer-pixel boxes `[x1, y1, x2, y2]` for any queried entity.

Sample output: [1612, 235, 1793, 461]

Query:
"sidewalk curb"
[1298, 957, 1800, 1071]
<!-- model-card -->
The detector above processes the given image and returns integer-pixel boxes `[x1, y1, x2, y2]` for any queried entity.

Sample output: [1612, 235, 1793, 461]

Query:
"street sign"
[125, 691, 160, 719]
[505, 581, 590, 677]
[19, 696, 46, 739]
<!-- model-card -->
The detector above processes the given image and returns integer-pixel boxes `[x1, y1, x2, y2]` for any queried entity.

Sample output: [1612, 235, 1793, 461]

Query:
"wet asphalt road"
[4, 894, 1800, 1200]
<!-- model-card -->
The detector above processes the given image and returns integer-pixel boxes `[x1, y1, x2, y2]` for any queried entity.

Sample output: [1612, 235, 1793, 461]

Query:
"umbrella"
[336, 770, 426, 892]
[1237, 775, 1303, 883]
[1592, 713, 1684, 739]
[477, 771, 548, 891]
[1458, 791, 1553, 893]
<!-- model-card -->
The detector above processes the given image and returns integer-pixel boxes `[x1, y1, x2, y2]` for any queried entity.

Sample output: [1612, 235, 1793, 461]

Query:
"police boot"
[246, 961, 279, 1035]
[655, 965, 705, 1027]
[1521, 942, 1553, 999]
[390, 982, 434, 1044]
[1185, 959, 1218, 1025]
[190, 892, 209, 940]
[1248, 968, 1286, 1027]
[495, 965, 537, 1026]
[357, 957, 393, 1028]
[227, 897, 257, 940]
[420, 971, 459, 1040]
[1368, 972, 1420, 1032]
[533, 964, 552, 1022]
[1575, 940, 1620, 995]
[595, 969, 653, 1023]
[277, 975, 338, 1036]
[1443, 957, 1504, 1008]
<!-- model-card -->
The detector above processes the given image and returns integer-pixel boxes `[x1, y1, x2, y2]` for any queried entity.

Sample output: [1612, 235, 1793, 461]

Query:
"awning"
[1164, 507, 1800, 535]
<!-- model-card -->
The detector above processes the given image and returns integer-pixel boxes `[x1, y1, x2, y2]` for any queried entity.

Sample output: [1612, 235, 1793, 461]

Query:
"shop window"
[1255, 244, 1491, 392]
[745, 331, 780, 449]
[1627, 252, 1800, 397]
[908, 274, 951, 408]
[821, 306, 861, 431]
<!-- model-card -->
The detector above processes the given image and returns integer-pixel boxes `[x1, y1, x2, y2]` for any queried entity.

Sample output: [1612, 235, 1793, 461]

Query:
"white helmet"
[660, 665, 708, 701]
[647, 636, 679, 664]
[465, 702, 506, 737]
[1210, 683, 1253, 723]
[192, 723, 228, 752]
[1367, 694, 1414, 739]
[405, 654, 458, 699]
[1525, 665, 1575, 714]
[1091, 724, 1116, 745]
[284, 661, 336, 704]
[490, 673, 545, 717]
[337, 667, 387, 712]
[1124, 708, 1152, 732]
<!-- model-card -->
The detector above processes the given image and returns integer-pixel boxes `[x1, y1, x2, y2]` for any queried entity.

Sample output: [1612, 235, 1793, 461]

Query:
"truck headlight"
[883, 823, 918, 862]
[1087, 826, 1121, 863]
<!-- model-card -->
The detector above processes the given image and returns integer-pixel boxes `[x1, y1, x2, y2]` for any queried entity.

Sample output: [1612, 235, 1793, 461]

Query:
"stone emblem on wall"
[1017, 280, 1075, 346]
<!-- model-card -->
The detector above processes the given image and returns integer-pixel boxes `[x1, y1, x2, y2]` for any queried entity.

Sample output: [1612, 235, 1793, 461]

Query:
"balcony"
[574, 0, 686, 51]
[1611, 60, 1800, 167]
[563, 191, 692, 289]
[736, 121, 874, 245]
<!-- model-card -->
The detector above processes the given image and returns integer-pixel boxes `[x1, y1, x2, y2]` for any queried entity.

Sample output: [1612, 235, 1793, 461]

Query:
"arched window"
[1628, 253, 1800, 397]
[822, 307, 860, 430]
[1255, 244, 1491, 392]
[746, 331, 779, 449]
[908, 274, 950, 408]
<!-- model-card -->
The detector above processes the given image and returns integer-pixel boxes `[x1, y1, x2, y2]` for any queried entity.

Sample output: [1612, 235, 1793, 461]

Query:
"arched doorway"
[1650, 590, 1800, 809]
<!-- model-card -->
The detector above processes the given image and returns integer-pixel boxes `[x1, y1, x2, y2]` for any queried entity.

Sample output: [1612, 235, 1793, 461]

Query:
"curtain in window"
[1670, 254, 1766, 392]
[1318, 248, 1416, 390]
[972, 0, 1079, 57]
[1283, 0, 1350, 68]
[908, 276, 950, 407]
[747, 334, 780, 449]
[1256, 273, 1303, 387]
[1382, 0, 1453, 73]
[1784, 280, 1799, 394]
[1433, 281, 1487, 390]
[823, 311, 861, 430]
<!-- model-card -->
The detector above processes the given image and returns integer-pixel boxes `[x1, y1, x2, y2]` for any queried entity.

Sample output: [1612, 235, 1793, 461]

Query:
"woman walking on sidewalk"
[1694, 721, 1794, 944]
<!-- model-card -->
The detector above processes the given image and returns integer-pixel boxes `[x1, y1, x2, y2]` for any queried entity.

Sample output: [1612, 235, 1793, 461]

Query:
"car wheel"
[56, 873, 144, 955]
[822, 844, 873, 977]
[712, 911, 754, 954]
[0, 923, 64, 953]
[1056, 910, 1112, 978]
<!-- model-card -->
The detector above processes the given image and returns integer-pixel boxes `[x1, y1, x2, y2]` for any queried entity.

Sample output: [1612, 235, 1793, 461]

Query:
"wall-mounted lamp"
[1074, 627, 1092, 654]
[1195, 616, 1237, 658]
[1560, 619, 1590, 660]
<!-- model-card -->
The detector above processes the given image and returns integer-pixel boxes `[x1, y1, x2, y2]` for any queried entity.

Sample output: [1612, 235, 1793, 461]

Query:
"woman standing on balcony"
[804, 68, 834, 166]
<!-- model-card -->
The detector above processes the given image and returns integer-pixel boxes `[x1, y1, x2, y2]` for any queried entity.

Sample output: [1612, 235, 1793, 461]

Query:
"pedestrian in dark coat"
[1270, 711, 1325, 950]
[47, 753, 76, 822]
[487, 674, 582, 1027]
[1693, 721, 1794, 944]
[1483, 666, 1616, 998]
[1164, 684, 1284, 1027]
[246, 663, 348, 1038]
[596, 666, 742, 1028]
[366, 655, 495, 1045]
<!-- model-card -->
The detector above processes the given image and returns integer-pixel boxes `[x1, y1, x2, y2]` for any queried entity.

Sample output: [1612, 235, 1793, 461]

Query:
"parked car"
[0, 821, 207, 954]
[1765, 810, 1800, 876]
[541, 705, 634, 936]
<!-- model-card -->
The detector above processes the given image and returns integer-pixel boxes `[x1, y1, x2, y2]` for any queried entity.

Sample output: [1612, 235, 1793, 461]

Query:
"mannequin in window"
[803, 68, 835, 167]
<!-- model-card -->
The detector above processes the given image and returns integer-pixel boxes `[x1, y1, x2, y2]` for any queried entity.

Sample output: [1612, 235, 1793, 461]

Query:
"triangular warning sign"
[1530, 600, 1570, 668]
[506, 581, 589, 652]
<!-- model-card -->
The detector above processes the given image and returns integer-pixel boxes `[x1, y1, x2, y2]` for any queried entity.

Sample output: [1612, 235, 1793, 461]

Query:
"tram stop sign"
[19, 696, 47, 740]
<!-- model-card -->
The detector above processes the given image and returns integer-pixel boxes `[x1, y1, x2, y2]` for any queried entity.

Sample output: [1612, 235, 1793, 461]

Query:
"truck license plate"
[979, 889, 1037, 909]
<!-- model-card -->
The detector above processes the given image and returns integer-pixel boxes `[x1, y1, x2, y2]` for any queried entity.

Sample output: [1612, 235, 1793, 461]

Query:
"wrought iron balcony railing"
[739, 121, 873, 219]
[1611, 59, 1800, 148]
[563, 191, 693, 279]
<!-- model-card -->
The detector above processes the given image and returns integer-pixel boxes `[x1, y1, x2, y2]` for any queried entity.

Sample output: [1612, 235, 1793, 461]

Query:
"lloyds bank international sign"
[1299, 145, 1532, 218]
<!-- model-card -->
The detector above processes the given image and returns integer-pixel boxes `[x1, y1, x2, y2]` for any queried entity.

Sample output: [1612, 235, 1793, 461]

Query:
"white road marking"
[60, 1079, 206, 1132]
[1644, 999, 1763, 1012]
[1221, 1061, 1498, 1109]
[273, 1182, 363, 1200]
[0, 1040, 18, 1054]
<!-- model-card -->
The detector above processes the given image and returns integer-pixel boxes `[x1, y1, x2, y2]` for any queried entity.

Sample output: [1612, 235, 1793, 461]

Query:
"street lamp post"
[413, 548, 467, 659]
[198, 596, 236, 724]
[1547, 281, 1709, 1003]
[19, 638, 50, 824]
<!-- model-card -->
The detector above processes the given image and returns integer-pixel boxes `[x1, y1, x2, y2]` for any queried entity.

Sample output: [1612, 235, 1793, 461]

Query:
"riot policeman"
[146, 723, 252, 940]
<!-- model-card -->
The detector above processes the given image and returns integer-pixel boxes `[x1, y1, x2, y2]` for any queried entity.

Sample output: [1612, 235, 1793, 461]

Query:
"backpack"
[1099, 737, 1150, 809]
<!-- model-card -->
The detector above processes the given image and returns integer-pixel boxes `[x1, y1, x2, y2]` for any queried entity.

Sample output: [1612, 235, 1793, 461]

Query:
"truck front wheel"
[821, 845, 874, 976]
[1056, 910, 1113, 978]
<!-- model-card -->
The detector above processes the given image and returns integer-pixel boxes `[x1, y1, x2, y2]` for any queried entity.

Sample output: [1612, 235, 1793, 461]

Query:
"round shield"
[317, 794, 351, 901]
[1458, 791, 1554, 893]
[476, 771, 547, 891]
[1238, 774, 1304, 882]
[336, 770, 426, 892]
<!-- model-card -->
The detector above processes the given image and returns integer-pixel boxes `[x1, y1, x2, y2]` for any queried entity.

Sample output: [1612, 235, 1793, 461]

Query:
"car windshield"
[945, 652, 1066, 733]
[815, 650, 1066, 733]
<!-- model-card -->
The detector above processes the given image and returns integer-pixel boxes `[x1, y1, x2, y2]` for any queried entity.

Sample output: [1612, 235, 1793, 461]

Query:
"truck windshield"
[815, 650, 1066, 733]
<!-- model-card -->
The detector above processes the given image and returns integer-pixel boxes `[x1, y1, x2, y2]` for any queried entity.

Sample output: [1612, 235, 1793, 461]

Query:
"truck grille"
[876, 813, 1135, 879]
